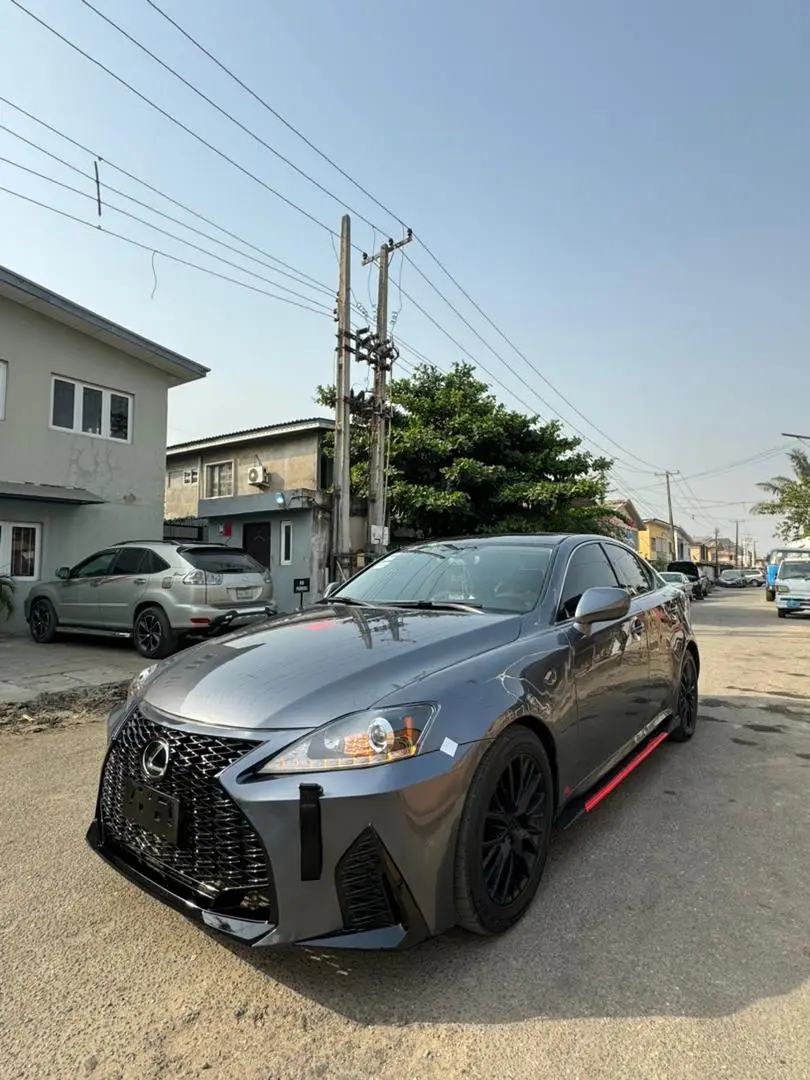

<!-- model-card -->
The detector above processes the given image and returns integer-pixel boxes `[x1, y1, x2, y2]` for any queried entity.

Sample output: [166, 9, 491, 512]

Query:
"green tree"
[752, 448, 810, 541]
[317, 361, 617, 539]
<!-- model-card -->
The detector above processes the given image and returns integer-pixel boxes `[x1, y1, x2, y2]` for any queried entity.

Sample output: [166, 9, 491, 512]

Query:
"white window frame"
[0, 521, 42, 581]
[49, 375, 133, 444]
[183, 468, 199, 485]
[204, 460, 234, 499]
[0, 359, 7, 421]
[280, 520, 293, 565]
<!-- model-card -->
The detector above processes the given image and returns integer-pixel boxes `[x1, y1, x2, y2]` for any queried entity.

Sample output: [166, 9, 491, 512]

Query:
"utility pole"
[656, 470, 679, 562]
[714, 527, 719, 576]
[734, 520, 740, 566]
[362, 230, 413, 555]
[781, 432, 810, 441]
[332, 214, 352, 574]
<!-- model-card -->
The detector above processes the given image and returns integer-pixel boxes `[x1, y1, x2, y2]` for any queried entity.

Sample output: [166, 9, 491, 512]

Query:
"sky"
[2, 0, 809, 551]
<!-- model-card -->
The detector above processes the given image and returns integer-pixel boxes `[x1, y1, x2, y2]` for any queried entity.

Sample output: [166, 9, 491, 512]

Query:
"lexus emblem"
[141, 739, 170, 780]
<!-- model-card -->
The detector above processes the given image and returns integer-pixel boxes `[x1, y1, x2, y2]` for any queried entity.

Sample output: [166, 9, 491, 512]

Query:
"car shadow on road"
[222, 692, 810, 1026]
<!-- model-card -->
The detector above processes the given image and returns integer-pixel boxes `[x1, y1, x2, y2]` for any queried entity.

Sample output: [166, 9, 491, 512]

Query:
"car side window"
[70, 550, 118, 578]
[558, 544, 619, 621]
[141, 550, 171, 575]
[112, 547, 148, 575]
[604, 545, 653, 597]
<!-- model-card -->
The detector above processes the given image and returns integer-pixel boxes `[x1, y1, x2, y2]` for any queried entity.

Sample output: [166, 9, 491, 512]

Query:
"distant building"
[606, 499, 643, 550]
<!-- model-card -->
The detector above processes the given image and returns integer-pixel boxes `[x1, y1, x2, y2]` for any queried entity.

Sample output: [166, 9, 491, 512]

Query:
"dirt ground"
[1, 587, 808, 1080]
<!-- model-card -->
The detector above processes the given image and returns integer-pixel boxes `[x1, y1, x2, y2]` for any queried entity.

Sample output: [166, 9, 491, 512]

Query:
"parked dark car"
[87, 534, 700, 951]
[667, 561, 705, 598]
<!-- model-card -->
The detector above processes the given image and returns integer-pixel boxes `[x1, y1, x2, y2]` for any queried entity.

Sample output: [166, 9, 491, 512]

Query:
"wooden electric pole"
[656, 470, 679, 562]
[735, 520, 740, 566]
[362, 230, 412, 555]
[332, 214, 352, 572]
[714, 527, 719, 576]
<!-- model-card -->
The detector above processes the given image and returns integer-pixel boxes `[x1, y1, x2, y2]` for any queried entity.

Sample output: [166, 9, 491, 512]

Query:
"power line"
[0, 97, 333, 295]
[139, 0, 660, 476]
[143, 0, 408, 233]
[9, 0, 340, 239]
[400, 251, 662, 473]
[0, 154, 334, 310]
[0, 183, 333, 316]
[77, 0, 391, 238]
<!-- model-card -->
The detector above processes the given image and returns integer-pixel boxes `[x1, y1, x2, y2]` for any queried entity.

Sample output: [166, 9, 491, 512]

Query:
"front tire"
[133, 605, 177, 659]
[670, 652, 699, 743]
[777, 609, 788, 619]
[454, 726, 553, 936]
[765, 588, 775, 602]
[29, 598, 58, 644]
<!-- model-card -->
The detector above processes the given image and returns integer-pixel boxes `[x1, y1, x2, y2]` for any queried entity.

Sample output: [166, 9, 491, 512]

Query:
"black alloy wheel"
[29, 598, 58, 644]
[455, 726, 553, 936]
[670, 652, 699, 742]
[133, 605, 176, 659]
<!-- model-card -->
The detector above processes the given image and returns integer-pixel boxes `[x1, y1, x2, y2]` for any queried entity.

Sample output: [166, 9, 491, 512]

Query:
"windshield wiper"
[320, 595, 369, 606]
[385, 600, 484, 611]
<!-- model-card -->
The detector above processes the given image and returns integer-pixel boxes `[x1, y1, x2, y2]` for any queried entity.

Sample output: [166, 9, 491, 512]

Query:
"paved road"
[2, 588, 809, 1079]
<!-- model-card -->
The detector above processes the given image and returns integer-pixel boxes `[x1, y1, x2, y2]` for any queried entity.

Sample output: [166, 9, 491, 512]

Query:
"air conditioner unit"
[248, 466, 269, 487]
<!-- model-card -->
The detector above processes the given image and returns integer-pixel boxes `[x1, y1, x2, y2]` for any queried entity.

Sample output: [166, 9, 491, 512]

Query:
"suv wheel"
[29, 598, 58, 644]
[133, 605, 177, 659]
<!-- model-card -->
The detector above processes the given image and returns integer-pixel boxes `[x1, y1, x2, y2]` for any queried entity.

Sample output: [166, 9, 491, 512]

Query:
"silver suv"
[25, 540, 276, 658]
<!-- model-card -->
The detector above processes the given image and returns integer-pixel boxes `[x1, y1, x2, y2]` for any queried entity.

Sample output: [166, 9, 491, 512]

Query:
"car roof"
[407, 533, 613, 549]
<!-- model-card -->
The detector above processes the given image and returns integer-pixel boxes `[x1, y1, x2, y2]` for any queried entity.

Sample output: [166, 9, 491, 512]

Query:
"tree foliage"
[317, 361, 617, 539]
[752, 448, 810, 541]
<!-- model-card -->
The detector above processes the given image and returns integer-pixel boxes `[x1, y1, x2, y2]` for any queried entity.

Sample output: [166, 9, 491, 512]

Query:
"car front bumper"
[86, 702, 479, 950]
[776, 597, 810, 612]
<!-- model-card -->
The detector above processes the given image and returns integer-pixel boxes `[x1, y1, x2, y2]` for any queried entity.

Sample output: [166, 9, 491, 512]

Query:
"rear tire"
[29, 598, 58, 644]
[670, 652, 699, 743]
[454, 726, 553, 936]
[133, 605, 177, 659]
[765, 589, 775, 602]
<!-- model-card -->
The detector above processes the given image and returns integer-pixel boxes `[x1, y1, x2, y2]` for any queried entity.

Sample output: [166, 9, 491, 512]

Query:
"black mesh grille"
[99, 709, 276, 919]
[335, 828, 399, 933]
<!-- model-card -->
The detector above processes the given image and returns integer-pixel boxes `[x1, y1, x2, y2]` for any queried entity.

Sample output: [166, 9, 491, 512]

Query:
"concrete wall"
[165, 432, 322, 520]
[0, 296, 177, 632]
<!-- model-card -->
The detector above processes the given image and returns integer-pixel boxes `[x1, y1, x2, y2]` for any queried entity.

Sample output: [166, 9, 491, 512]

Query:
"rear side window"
[558, 543, 618, 621]
[112, 547, 148, 575]
[180, 547, 264, 575]
[142, 550, 171, 574]
[604, 545, 653, 596]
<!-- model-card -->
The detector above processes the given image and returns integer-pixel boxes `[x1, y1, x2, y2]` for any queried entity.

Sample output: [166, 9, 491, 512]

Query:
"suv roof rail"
[114, 538, 181, 546]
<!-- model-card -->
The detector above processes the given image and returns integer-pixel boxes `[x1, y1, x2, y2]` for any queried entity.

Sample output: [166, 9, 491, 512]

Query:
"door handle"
[133, 578, 147, 585]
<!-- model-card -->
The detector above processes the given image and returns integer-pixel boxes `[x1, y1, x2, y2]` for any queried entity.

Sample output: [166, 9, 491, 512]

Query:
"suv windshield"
[180, 547, 265, 575]
[778, 560, 810, 580]
[334, 542, 554, 614]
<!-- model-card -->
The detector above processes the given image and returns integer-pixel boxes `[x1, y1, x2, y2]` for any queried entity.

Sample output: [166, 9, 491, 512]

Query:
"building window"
[183, 468, 199, 485]
[50, 376, 132, 442]
[281, 521, 293, 565]
[0, 522, 41, 580]
[0, 359, 7, 420]
[205, 461, 234, 498]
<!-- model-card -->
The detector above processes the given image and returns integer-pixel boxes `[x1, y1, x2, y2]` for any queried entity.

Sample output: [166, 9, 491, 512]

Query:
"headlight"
[777, 584, 790, 593]
[257, 704, 438, 775]
[127, 663, 159, 703]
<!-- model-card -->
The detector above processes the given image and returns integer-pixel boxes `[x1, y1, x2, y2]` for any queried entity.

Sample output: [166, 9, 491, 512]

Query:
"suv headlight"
[257, 704, 438, 775]
[777, 583, 790, 593]
[127, 663, 159, 703]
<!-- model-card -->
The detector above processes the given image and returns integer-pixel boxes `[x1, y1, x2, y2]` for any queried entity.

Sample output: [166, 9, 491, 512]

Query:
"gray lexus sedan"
[87, 534, 700, 950]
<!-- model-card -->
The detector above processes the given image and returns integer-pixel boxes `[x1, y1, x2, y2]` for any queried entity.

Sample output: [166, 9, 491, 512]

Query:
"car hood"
[140, 604, 522, 729]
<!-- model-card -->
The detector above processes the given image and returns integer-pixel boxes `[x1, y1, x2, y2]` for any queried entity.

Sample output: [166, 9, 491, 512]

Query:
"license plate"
[122, 780, 181, 845]
[235, 587, 253, 599]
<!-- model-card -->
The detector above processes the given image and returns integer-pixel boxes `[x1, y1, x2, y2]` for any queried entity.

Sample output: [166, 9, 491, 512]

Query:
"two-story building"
[638, 518, 693, 565]
[165, 420, 363, 613]
[0, 264, 207, 633]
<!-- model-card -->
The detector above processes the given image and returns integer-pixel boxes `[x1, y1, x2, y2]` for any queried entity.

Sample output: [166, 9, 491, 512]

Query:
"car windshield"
[721, 571, 740, 579]
[779, 561, 810, 580]
[333, 542, 555, 614]
[660, 572, 684, 582]
[180, 547, 265, 575]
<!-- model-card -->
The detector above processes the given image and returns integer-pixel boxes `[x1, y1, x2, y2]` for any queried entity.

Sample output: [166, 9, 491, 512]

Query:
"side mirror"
[323, 581, 340, 599]
[573, 587, 630, 636]
[56, 566, 71, 580]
